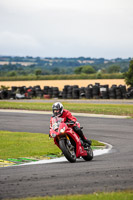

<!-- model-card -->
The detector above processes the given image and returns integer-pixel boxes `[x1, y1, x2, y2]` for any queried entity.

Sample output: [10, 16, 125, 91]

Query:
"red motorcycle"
[49, 116, 93, 163]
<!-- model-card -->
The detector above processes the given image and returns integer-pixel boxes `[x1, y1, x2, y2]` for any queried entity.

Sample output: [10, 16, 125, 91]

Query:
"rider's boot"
[80, 133, 92, 145]
[75, 127, 92, 146]
[83, 138, 92, 146]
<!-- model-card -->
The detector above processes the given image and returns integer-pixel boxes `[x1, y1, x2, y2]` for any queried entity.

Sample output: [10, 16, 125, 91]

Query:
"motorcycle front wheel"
[59, 139, 76, 163]
[82, 146, 93, 161]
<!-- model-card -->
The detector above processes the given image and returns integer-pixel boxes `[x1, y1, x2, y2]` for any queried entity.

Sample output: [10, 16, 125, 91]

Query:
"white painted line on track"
[16, 142, 113, 167]
[0, 109, 129, 118]
[0, 109, 52, 115]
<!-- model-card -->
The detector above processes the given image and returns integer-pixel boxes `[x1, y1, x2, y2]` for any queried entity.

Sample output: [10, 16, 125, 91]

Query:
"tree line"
[0, 56, 131, 77]
[0, 57, 133, 87]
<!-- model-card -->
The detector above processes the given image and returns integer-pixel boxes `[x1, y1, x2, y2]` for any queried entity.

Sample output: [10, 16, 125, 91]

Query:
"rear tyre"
[82, 146, 93, 161]
[59, 139, 76, 163]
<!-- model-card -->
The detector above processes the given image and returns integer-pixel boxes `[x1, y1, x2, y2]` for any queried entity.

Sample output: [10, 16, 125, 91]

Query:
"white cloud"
[0, 0, 133, 58]
[0, 31, 43, 56]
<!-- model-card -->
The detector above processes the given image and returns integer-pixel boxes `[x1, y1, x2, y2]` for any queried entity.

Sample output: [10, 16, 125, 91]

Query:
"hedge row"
[0, 73, 124, 81]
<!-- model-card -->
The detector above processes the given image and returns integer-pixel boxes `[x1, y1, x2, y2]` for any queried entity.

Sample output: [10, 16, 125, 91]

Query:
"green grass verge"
[0, 101, 133, 117]
[0, 131, 103, 160]
[8, 191, 133, 200]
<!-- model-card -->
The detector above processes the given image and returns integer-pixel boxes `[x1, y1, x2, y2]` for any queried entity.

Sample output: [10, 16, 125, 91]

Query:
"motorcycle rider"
[50, 102, 92, 145]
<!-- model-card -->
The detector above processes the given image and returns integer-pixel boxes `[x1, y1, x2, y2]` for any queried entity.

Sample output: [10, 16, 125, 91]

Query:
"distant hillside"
[0, 56, 131, 77]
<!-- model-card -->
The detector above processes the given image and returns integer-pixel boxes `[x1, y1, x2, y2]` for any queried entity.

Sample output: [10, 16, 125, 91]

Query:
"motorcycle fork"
[56, 134, 72, 149]
[66, 135, 72, 145]
[56, 133, 69, 143]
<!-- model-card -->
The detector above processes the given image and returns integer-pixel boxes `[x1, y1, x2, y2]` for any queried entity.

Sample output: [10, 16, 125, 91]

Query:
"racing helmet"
[52, 102, 63, 117]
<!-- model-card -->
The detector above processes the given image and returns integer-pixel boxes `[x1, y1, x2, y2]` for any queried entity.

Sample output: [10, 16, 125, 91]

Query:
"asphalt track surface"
[0, 111, 133, 199]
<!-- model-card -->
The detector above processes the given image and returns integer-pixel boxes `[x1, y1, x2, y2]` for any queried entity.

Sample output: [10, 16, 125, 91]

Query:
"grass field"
[0, 79, 126, 90]
[8, 191, 133, 200]
[0, 130, 103, 160]
[0, 101, 133, 117]
[0, 130, 60, 159]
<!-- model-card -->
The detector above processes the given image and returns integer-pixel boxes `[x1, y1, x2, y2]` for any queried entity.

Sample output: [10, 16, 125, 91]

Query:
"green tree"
[7, 71, 17, 77]
[124, 59, 133, 86]
[41, 69, 50, 75]
[74, 66, 83, 74]
[101, 68, 107, 73]
[35, 68, 42, 76]
[121, 66, 129, 73]
[81, 65, 96, 74]
[52, 68, 60, 74]
[96, 71, 102, 79]
[107, 65, 120, 73]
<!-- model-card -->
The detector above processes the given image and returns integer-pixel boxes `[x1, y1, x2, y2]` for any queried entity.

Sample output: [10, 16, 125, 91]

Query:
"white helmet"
[52, 102, 63, 116]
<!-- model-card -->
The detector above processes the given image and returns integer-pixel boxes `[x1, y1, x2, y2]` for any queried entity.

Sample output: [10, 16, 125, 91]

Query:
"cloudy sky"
[0, 0, 133, 58]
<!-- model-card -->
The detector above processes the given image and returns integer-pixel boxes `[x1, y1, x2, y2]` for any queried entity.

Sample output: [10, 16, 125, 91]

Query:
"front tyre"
[59, 139, 76, 163]
[82, 146, 93, 161]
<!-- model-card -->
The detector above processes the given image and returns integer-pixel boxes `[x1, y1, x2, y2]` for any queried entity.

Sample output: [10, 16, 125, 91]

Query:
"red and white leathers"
[50, 109, 92, 145]
[50, 109, 77, 129]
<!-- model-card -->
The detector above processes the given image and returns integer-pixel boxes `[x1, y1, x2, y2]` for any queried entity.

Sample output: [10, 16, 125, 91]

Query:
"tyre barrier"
[93, 84, 100, 99]
[0, 84, 133, 100]
[100, 85, 109, 99]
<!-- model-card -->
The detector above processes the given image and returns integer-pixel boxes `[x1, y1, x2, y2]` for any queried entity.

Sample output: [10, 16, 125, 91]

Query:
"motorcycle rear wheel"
[82, 146, 93, 161]
[59, 139, 76, 163]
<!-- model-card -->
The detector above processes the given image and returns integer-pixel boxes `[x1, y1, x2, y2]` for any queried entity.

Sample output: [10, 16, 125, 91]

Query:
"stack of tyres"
[62, 85, 80, 99]
[48, 87, 53, 98]
[79, 87, 85, 98]
[3, 87, 15, 99]
[30, 87, 37, 98]
[36, 90, 43, 98]
[58, 91, 63, 99]
[43, 86, 54, 98]
[11, 86, 18, 92]
[85, 85, 93, 99]
[100, 85, 109, 99]
[126, 87, 133, 99]
[26, 87, 33, 99]
[19, 86, 26, 94]
[62, 85, 70, 99]
[34, 85, 41, 90]
[10, 86, 17, 99]
[116, 87, 122, 99]
[52, 87, 59, 98]
[119, 85, 127, 99]
[0, 90, 9, 99]
[67, 86, 73, 99]
[33, 85, 43, 98]
[62, 89, 67, 99]
[109, 85, 117, 99]
[44, 86, 50, 95]
[0, 83, 131, 100]
[72, 85, 79, 99]
[7, 90, 13, 99]
[92, 84, 100, 99]
[11, 86, 26, 99]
